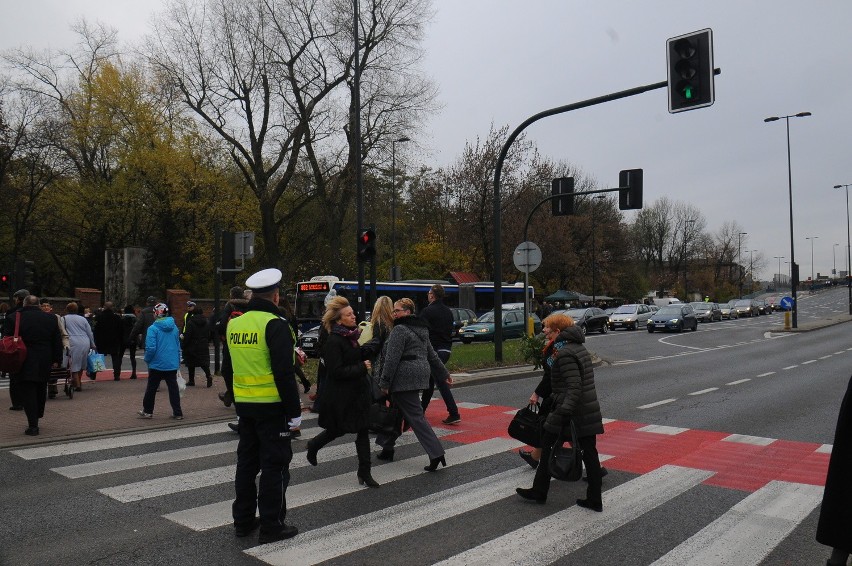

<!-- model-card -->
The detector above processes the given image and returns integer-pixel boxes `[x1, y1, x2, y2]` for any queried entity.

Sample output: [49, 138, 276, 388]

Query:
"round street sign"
[779, 296, 794, 311]
[513, 241, 542, 273]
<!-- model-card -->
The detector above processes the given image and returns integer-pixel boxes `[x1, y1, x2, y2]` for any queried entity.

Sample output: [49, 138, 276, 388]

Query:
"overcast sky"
[3, 1, 852, 283]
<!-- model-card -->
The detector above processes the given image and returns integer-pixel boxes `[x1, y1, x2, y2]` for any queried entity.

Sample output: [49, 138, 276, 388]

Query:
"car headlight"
[476, 328, 489, 333]
[670, 318, 680, 323]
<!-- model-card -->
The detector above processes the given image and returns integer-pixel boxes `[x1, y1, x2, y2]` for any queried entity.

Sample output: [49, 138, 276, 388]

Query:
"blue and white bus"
[293, 276, 533, 332]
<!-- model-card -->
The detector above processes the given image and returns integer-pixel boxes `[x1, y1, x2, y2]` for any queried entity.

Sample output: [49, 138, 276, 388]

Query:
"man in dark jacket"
[223, 268, 301, 544]
[94, 302, 123, 380]
[12, 295, 63, 435]
[3, 289, 29, 410]
[418, 284, 460, 424]
[130, 296, 158, 350]
[217, 286, 249, 409]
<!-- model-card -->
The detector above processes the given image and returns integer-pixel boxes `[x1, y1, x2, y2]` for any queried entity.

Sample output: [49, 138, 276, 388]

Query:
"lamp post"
[390, 136, 410, 281]
[765, 111, 811, 328]
[737, 231, 748, 297]
[806, 236, 818, 284]
[590, 195, 606, 304]
[774, 256, 785, 289]
[833, 183, 852, 315]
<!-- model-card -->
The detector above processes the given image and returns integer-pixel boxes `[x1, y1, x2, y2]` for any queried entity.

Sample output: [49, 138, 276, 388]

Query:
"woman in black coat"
[816, 374, 852, 566]
[516, 312, 605, 510]
[305, 296, 378, 487]
[182, 309, 212, 387]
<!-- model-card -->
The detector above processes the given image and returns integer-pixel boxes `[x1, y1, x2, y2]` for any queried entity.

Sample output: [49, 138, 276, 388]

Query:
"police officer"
[223, 268, 301, 544]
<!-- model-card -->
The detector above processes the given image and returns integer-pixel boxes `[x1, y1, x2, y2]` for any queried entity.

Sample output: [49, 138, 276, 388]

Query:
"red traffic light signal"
[357, 228, 377, 262]
[0, 273, 9, 293]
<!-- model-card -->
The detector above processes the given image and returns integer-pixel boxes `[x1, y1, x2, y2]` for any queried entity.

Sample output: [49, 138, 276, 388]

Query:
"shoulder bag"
[0, 312, 27, 373]
[549, 419, 583, 481]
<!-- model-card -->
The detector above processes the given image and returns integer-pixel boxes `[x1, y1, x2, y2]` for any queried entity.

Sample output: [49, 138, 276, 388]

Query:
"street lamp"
[833, 183, 852, 315]
[833, 243, 840, 279]
[390, 136, 411, 281]
[765, 111, 811, 328]
[737, 231, 748, 297]
[805, 236, 818, 284]
[590, 195, 606, 304]
[773, 256, 785, 289]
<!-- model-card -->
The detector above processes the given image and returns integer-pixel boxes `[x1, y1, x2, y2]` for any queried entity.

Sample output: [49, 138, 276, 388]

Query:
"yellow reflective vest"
[228, 310, 286, 404]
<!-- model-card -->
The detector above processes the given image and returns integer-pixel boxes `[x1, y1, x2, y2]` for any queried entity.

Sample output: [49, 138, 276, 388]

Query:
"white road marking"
[650, 481, 824, 566]
[721, 434, 775, 446]
[430, 466, 714, 566]
[816, 444, 832, 454]
[726, 379, 751, 385]
[455, 402, 488, 409]
[166, 436, 522, 532]
[637, 399, 677, 409]
[801, 360, 817, 365]
[636, 425, 688, 435]
[756, 372, 776, 377]
[819, 355, 833, 360]
[688, 388, 719, 396]
[782, 365, 798, 370]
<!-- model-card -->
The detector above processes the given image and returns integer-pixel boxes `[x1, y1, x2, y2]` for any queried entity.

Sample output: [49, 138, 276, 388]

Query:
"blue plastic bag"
[87, 351, 106, 374]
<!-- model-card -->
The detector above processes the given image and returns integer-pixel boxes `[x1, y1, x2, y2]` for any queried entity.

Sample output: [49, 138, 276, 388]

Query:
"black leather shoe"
[258, 524, 298, 544]
[376, 449, 395, 461]
[9, 405, 23, 411]
[424, 455, 446, 472]
[519, 449, 539, 470]
[234, 517, 260, 537]
[24, 426, 39, 436]
[515, 487, 546, 504]
[306, 443, 318, 466]
[576, 498, 603, 512]
[218, 391, 233, 407]
[228, 422, 239, 433]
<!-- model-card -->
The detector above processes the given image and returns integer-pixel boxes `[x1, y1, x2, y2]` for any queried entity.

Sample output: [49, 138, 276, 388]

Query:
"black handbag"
[549, 420, 583, 482]
[507, 402, 542, 447]
[368, 402, 399, 436]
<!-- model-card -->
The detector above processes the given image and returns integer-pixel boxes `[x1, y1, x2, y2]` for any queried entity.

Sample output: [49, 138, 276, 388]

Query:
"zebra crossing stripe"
[99, 429, 450, 503]
[432, 465, 714, 566]
[11, 423, 236, 460]
[649, 480, 824, 565]
[165, 436, 523, 532]
[53, 428, 321, 479]
[244, 467, 529, 565]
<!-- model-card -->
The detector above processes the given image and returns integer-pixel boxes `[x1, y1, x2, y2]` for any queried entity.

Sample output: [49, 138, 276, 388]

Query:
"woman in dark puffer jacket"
[516, 313, 605, 510]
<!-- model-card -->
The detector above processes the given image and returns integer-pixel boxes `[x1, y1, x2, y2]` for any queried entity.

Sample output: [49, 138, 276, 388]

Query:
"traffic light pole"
[491, 70, 720, 361]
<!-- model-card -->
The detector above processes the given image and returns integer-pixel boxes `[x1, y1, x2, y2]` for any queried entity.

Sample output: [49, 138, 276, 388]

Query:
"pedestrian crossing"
[7, 405, 830, 565]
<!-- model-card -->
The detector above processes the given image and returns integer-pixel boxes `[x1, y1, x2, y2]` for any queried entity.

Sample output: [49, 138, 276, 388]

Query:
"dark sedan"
[647, 304, 698, 333]
[297, 325, 321, 357]
[553, 307, 610, 335]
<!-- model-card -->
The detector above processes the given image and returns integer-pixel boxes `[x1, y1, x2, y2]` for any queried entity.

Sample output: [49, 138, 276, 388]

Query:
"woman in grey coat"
[378, 298, 450, 471]
[63, 302, 96, 391]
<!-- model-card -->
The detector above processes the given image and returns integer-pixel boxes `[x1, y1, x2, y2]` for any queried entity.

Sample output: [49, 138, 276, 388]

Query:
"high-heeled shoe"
[424, 455, 446, 472]
[357, 472, 380, 488]
[306, 443, 318, 466]
[376, 449, 395, 461]
[518, 449, 539, 470]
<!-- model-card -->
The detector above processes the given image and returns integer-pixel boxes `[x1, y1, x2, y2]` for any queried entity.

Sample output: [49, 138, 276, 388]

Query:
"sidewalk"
[0, 366, 535, 450]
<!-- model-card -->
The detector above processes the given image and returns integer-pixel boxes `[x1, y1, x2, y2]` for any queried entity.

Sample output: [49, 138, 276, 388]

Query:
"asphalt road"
[0, 286, 848, 565]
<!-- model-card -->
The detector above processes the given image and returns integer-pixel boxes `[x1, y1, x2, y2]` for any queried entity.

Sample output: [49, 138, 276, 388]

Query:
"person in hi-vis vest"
[223, 268, 302, 544]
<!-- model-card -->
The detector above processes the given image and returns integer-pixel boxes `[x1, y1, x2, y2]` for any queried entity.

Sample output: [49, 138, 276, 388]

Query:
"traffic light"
[21, 260, 34, 289]
[357, 228, 377, 262]
[0, 273, 9, 293]
[618, 169, 643, 210]
[666, 28, 715, 113]
[551, 177, 574, 216]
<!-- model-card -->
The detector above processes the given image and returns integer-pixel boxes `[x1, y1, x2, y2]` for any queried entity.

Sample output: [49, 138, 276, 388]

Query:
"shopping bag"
[177, 370, 187, 397]
[507, 402, 542, 447]
[0, 313, 27, 373]
[86, 351, 106, 374]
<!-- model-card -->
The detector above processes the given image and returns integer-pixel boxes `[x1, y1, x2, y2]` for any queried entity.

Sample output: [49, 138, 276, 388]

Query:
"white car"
[607, 304, 654, 331]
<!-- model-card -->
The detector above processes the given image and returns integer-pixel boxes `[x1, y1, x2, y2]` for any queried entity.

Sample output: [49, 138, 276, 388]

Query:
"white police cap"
[245, 268, 282, 294]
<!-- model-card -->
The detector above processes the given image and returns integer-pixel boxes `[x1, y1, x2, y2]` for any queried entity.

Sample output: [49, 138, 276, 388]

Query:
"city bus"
[293, 275, 534, 332]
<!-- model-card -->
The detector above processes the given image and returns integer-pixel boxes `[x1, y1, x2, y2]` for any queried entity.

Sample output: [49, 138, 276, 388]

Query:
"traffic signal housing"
[667, 28, 715, 113]
[618, 169, 643, 210]
[0, 273, 9, 294]
[357, 228, 377, 262]
[551, 177, 575, 216]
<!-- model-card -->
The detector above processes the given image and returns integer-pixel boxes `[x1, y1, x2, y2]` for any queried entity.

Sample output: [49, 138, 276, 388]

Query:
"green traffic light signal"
[667, 29, 715, 113]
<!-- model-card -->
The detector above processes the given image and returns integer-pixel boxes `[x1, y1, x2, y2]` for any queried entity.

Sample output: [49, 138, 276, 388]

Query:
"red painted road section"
[424, 403, 830, 493]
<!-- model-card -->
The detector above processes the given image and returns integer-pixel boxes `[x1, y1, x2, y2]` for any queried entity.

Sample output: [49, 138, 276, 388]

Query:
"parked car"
[459, 309, 541, 343]
[608, 303, 654, 331]
[732, 299, 758, 317]
[720, 300, 739, 320]
[297, 325, 321, 357]
[690, 302, 722, 322]
[647, 304, 698, 333]
[450, 307, 477, 339]
[755, 298, 772, 315]
[553, 307, 609, 335]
